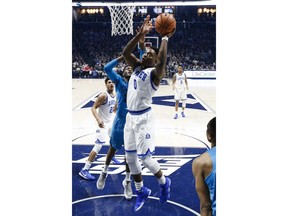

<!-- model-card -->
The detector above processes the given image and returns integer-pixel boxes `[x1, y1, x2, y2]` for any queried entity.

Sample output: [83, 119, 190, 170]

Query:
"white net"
[107, 5, 136, 36]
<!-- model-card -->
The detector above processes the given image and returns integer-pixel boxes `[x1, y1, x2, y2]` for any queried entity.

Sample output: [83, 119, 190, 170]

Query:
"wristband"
[162, 36, 168, 41]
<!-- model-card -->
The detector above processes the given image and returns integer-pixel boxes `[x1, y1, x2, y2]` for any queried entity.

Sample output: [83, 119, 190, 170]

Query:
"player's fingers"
[166, 28, 176, 37]
[136, 26, 141, 33]
[149, 25, 154, 32]
[144, 15, 150, 23]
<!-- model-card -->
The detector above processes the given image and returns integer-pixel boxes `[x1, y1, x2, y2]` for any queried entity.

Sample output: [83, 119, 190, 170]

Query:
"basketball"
[155, 13, 176, 36]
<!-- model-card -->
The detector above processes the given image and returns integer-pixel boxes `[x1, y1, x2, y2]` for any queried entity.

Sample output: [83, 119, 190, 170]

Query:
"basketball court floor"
[72, 77, 216, 215]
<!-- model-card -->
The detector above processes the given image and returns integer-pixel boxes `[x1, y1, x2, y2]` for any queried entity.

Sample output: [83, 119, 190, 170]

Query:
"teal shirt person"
[205, 146, 216, 216]
[104, 49, 145, 149]
[104, 58, 129, 150]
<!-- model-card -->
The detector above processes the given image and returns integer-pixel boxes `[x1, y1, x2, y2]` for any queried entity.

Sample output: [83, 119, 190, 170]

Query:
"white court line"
[72, 194, 200, 216]
[191, 91, 215, 113]
[72, 91, 100, 111]
[72, 154, 201, 164]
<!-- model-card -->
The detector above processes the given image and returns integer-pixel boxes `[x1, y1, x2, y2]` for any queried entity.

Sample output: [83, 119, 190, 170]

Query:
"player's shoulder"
[193, 152, 210, 166]
[98, 91, 108, 99]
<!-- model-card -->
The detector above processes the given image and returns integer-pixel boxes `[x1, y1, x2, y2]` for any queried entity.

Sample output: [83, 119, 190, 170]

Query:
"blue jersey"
[104, 59, 128, 119]
[104, 59, 129, 150]
[205, 146, 216, 216]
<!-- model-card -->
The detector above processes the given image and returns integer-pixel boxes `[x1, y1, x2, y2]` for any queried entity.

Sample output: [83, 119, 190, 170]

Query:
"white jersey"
[127, 66, 158, 112]
[98, 91, 116, 123]
[175, 73, 187, 89]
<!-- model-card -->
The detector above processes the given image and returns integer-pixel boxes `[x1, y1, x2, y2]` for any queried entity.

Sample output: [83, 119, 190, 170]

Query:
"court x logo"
[152, 94, 207, 111]
[74, 92, 209, 112]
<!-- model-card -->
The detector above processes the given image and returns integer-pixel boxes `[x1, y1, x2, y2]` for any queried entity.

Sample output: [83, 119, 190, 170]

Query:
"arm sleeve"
[139, 49, 146, 60]
[104, 59, 121, 83]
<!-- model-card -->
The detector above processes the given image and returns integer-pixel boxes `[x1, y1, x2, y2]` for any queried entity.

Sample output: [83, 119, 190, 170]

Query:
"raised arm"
[122, 15, 152, 69]
[152, 29, 176, 86]
[138, 28, 146, 60]
[103, 56, 124, 83]
[139, 37, 146, 60]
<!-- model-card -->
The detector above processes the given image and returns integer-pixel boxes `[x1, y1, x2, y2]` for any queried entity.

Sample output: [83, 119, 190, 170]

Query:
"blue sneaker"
[174, 114, 178, 119]
[79, 168, 95, 180]
[134, 186, 151, 212]
[159, 177, 171, 204]
[111, 156, 121, 165]
[181, 112, 185, 118]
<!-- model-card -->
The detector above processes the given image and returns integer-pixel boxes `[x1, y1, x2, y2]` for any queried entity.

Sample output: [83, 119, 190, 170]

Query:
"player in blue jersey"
[192, 117, 216, 216]
[122, 15, 175, 211]
[95, 57, 133, 199]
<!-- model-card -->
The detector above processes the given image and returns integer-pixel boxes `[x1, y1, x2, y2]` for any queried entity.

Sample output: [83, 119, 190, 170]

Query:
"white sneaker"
[122, 179, 133, 200]
[96, 172, 108, 190]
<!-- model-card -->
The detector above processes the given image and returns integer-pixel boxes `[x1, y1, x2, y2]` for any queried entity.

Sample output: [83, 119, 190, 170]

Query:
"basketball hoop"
[107, 5, 136, 36]
[73, 1, 217, 36]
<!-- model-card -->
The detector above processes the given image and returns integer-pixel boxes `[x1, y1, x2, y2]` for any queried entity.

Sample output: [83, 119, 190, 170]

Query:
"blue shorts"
[110, 115, 126, 150]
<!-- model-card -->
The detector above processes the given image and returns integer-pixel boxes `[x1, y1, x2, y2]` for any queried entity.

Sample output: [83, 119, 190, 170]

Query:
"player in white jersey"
[122, 15, 175, 212]
[172, 65, 189, 119]
[79, 77, 118, 180]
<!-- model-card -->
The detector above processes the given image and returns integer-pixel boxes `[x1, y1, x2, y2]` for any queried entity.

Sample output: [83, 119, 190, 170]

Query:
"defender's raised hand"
[139, 15, 154, 36]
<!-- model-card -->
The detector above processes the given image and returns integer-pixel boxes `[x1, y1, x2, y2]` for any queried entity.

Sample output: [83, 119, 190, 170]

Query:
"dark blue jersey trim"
[128, 107, 151, 115]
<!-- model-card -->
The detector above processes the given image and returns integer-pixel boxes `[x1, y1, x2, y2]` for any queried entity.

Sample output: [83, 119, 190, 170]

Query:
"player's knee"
[126, 152, 136, 164]
[126, 152, 141, 174]
[92, 144, 102, 154]
[140, 155, 160, 175]
[182, 101, 186, 108]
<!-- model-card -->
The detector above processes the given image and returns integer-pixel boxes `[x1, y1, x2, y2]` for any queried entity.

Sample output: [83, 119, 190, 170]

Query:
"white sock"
[135, 181, 143, 191]
[125, 172, 131, 181]
[103, 165, 109, 173]
[157, 175, 166, 185]
[84, 161, 92, 170]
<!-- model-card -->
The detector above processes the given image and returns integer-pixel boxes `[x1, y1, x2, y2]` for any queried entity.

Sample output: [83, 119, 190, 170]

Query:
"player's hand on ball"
[164, 28, 176, 38]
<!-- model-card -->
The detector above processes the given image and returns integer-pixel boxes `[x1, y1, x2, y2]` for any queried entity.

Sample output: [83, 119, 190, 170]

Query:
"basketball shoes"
[79, 168, 95, 180]
[134, 186, 151, 211]
[96, 171, 108, 190]
[159, 177, 171, 204]
[122, 179, 133, 200]
[181, 111, 185, 118]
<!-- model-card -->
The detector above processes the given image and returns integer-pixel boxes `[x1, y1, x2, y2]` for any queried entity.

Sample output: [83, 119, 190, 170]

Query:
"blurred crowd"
[72, 6, 216, 78]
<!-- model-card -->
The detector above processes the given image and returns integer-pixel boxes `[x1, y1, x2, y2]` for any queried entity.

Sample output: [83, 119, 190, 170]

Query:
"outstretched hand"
[138, 15, 154, 36]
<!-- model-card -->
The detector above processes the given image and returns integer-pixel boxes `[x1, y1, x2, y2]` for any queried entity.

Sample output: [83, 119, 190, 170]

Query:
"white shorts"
[174, 88, 187, 101]
[124, 110, 155, 156]
[95, 123, 112, 144]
